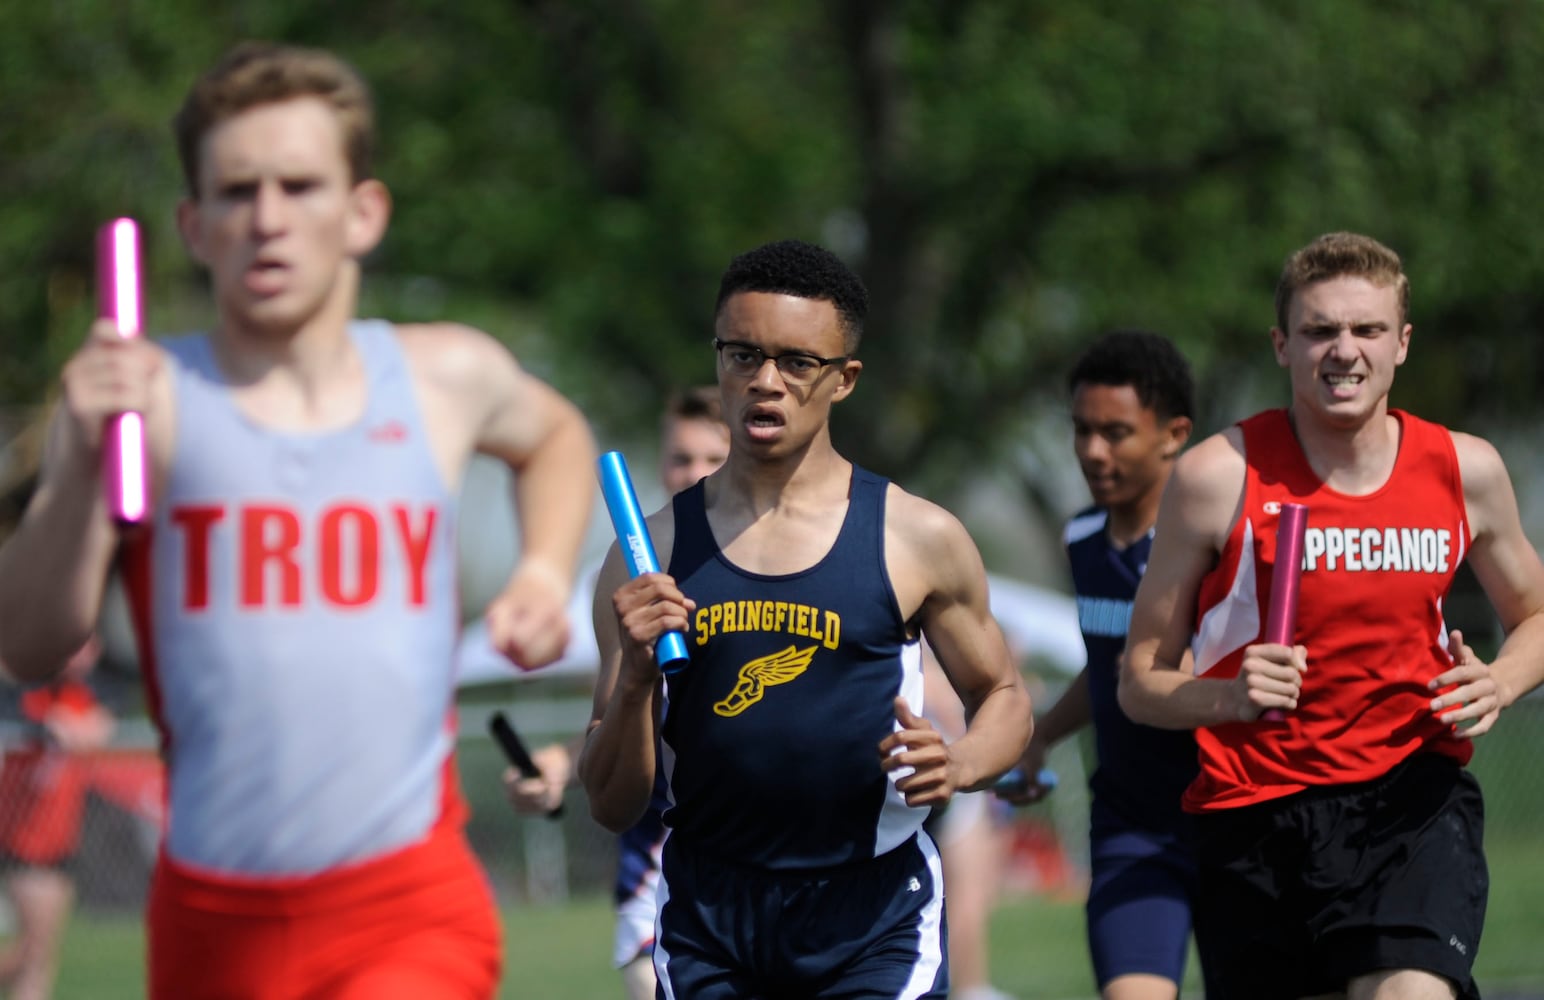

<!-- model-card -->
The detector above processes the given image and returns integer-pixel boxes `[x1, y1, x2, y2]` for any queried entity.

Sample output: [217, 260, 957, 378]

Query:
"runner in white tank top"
[0, 43, 596, 1000]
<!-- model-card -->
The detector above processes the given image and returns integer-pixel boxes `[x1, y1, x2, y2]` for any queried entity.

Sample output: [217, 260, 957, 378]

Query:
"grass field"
[45, 832, 1544, 999]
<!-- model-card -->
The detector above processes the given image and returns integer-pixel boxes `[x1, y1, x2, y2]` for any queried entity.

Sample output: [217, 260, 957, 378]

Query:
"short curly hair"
[1068, 329, 1195, 422]
[714, 240, 869, 351]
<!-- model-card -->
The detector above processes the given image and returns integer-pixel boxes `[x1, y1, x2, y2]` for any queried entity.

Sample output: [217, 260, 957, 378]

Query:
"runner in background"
[1000, 330, 1209, 1000]
[0, 638, 114, 1000]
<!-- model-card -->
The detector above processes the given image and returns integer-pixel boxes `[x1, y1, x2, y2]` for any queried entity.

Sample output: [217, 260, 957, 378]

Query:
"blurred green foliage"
[4, 0, 1543, 502]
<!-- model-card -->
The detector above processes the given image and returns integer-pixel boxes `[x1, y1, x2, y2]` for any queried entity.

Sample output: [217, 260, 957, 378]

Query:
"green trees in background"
[5, 0, 1542, 499]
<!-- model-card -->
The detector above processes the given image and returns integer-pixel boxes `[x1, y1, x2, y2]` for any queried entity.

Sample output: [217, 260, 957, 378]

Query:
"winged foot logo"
[713, 645, 818, 717]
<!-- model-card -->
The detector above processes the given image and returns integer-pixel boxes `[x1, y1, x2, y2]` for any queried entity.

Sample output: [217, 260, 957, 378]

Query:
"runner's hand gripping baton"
[488, 710, 564, 819]
[97, 218, 150, 527]
[1261, 502, 1309, 722]
[597, 451, 690, 674]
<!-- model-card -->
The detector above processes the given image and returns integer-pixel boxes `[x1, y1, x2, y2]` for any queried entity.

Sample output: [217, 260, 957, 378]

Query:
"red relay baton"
[1261, 502, 1308, 722]
[96, 218, 150, 527]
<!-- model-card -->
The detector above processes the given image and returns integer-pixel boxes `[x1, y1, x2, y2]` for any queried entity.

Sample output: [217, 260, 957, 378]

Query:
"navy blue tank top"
[1066, 507, 1198, 831]
[661, 467, 926, 870]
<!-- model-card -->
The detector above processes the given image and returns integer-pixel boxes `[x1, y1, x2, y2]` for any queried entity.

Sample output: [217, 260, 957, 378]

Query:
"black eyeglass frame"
[712, 338, 850, 385]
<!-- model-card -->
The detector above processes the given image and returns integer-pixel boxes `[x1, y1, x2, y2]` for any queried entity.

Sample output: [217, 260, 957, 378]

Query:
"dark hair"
[1068, 329, 1195, 422]
[1274, 231, 1408, 332]
[173, 41, 376, 197]
[663, 385, 723, 426]
[714, 240, 869, 350]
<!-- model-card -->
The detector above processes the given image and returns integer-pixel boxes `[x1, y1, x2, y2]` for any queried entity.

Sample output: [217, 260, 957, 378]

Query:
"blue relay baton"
[598, 451, 691, 673]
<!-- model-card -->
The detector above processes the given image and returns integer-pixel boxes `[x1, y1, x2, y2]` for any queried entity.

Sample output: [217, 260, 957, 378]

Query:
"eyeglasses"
[713, 338, 849, 386]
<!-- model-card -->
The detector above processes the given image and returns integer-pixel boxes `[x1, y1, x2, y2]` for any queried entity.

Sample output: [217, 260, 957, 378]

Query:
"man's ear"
[345, 179, 392, 258]
[1162, 415, 1194, 458]
[1269, 326, 1289, 369]
[831, 359, 863, 403]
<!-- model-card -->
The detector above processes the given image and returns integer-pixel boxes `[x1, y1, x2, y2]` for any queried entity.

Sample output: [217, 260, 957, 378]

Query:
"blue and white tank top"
[1066, 506, 1197, 830]
[660, 466, 925, 870]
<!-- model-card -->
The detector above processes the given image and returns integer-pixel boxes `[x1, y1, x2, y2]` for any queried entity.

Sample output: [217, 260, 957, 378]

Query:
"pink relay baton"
[1261, 502, 1308, 722]
[96, 218, 150, 526]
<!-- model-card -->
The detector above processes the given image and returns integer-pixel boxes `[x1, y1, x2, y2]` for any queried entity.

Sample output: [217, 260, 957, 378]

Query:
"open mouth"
[744, 408, 785, 440]
[746, 406, 784, 427]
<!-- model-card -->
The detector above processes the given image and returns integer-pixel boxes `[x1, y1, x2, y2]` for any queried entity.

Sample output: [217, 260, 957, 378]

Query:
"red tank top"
[1186, 408, 1472, 811]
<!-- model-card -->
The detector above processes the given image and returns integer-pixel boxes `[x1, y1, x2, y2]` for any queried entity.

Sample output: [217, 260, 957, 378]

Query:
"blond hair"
[172, 41, 376, 197]
[1274, 232, 1409, 332]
